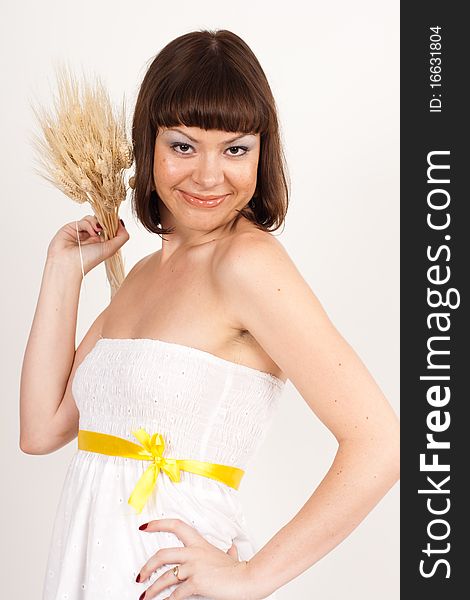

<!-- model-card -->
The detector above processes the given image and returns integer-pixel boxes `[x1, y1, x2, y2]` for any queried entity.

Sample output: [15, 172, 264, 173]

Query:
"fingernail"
[119, 218, 125, 227]
[136, 573, 141, 583]
[139, 522, 148, 530]
[139, 592, 146, 600]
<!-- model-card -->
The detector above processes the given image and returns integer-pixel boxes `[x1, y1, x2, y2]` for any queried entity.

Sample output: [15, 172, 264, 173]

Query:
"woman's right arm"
[19, 215, 129, 455]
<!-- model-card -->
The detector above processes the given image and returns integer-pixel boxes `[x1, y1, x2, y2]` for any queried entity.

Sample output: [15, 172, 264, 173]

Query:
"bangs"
[149, 56, 269, 135]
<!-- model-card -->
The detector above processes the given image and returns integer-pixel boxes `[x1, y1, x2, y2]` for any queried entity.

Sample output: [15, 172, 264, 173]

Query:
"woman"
[20, 29, 400, 600]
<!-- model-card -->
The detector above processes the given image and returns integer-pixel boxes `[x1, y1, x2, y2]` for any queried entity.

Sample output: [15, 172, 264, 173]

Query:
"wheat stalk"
[30, 63, 134, 297]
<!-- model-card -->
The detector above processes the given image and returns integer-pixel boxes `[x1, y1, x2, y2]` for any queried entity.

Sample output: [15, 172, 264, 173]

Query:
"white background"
[0, 1, 399, 598]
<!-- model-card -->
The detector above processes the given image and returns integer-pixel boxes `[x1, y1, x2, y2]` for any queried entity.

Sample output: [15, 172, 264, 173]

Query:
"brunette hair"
[131, 29, 290, 236]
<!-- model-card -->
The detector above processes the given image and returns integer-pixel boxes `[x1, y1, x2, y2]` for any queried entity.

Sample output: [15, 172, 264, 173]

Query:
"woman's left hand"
[136, 518, 258, 600]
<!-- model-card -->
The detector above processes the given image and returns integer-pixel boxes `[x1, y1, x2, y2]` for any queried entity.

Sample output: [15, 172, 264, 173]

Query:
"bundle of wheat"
[31, 63, 134, 297]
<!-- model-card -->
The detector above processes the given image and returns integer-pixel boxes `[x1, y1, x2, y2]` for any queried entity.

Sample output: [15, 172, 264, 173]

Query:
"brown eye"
[170, 143, 193, 154]
[226, 146, 249, 156]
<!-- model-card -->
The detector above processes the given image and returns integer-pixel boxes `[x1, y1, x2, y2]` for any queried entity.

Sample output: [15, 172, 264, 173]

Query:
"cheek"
[154, 155, 185, 184]
[231, 162, 258, 191]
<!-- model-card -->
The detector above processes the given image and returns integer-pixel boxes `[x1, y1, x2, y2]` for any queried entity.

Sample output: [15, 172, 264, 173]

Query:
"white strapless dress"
[42, 337, 285, 600]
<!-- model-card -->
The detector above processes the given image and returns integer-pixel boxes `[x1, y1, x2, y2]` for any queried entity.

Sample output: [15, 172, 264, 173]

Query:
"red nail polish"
[136, 573, 141, 582]
[139, 592, 146, 600]
[139, 522, 148, 530]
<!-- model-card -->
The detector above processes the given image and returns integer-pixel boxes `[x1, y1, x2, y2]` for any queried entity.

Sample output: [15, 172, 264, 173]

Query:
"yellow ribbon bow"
[78, 428, 245, 515]
[127, 428, 182, 513]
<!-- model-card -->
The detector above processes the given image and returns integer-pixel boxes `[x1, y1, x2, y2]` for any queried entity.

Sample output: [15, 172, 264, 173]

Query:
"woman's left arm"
[216, 232, 400, 598]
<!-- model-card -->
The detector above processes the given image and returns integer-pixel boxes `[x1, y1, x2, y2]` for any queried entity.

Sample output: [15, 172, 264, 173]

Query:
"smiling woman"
[20, 27, 399, 600]
[131, 29, 289, 237]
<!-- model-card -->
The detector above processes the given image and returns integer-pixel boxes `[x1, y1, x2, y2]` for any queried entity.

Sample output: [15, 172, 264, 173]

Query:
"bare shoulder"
[212, 227, 302, 336]
[214, 228, 289, 280]
[213, 228, 298, 298]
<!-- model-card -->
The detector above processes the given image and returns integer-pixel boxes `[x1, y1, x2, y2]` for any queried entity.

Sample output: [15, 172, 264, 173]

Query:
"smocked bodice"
[72, 337, 285, 472]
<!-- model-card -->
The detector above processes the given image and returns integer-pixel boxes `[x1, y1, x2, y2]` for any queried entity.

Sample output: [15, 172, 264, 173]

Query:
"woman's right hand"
[46, 214, 130, 276]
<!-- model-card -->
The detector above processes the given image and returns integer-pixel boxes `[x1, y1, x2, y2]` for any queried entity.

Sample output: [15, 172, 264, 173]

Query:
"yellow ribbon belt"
[78, 429, 245, 514]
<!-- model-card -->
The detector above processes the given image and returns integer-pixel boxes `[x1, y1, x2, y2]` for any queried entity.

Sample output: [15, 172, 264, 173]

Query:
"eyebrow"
[165, 128, 254, 145]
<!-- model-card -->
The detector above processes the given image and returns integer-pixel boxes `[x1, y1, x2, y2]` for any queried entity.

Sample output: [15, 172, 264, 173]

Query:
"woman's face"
[153, 125, 260, 232]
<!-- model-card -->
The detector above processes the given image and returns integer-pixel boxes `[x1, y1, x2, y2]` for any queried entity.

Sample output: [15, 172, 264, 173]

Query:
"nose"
[191, 152, 225, 189]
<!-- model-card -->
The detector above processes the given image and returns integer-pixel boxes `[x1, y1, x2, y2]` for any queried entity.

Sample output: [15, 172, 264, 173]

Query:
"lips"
[179, 190, 227, 208]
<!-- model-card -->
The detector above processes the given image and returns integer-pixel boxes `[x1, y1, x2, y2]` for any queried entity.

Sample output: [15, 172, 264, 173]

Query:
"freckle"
[338, 362, 342, 366]
[277, 288, 281, 291]
[366, 416, 369, 419]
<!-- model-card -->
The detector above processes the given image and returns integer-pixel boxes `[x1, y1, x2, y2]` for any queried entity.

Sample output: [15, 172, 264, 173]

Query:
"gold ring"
[172, 565, 183, 581]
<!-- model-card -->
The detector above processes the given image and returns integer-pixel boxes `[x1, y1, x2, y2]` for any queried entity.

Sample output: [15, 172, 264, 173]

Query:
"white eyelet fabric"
[42, 337, 285, 599]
